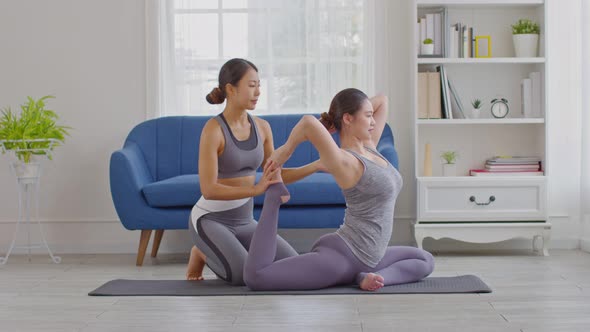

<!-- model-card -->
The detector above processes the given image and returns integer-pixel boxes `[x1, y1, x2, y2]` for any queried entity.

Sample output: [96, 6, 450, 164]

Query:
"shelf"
[417, 118, 544, 125]
[417, 0, 543, 6]
[417, 57, 545, 64]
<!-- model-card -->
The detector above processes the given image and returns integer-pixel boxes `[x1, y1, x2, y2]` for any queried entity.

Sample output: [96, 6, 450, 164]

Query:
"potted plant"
[511, 19, 540, 57]
[440, 151, 458, 176]
[421, 38, 434, 55]
[0, 95, 71, 178]
[471, 98, 483, 118]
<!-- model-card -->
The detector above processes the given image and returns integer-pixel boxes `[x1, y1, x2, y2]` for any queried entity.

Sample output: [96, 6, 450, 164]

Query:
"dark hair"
[206, 58, 258, 104]
[320, 88, 369, 131]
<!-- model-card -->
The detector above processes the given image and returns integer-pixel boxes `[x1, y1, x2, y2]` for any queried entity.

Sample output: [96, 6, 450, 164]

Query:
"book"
[437, 65, 452, 119]
[530, 72, 542, 118]
[434, 13, 442, 55]
[418, 73, 428, 119]
[428, 72, 442, 119]
[447, 77, 466, 119]
[488, 156, 542, 163]
[485, 165, 541, 171]
[417, 72, 442, 119]
[470, 169, 544, 176]
[521, 78, 532, 118]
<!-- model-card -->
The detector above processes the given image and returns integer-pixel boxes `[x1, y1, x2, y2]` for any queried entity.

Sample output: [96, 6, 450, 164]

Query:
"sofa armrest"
[377, 143, 399, 170]
[110, 142, 154, 230]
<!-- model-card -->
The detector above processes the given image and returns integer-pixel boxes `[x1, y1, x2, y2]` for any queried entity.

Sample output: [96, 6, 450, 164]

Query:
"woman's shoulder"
[251, 114, 269, 127]
[251, 115, 272, 135]
[201, 117, 224, 141]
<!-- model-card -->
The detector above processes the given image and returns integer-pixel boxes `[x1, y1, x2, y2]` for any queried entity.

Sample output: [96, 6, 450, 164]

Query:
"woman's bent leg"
[244, 183, 356, 290]
[192, 218, 252, 286]
[357, 246, 435, 286]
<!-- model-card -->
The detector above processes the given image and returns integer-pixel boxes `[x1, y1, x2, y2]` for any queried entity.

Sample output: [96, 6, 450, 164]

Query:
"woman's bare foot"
[359, 273, 385, 291]
[186, 246, 206, 281]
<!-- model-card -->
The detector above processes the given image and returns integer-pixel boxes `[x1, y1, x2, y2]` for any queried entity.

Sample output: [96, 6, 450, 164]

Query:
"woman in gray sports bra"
[243, 89, 435, 291]
[186, 59, 323, 285]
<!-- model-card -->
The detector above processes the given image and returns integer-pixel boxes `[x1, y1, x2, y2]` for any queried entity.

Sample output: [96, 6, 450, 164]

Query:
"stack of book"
[417, 8, 447, 57]
[417, 65, 466, 119]
[470, 156, 543, 176]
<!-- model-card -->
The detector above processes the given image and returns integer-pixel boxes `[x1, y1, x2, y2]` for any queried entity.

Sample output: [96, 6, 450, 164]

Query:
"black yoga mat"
[89, 275, 491, 296]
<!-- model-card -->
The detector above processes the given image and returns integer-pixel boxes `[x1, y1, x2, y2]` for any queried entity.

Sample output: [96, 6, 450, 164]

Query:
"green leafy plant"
[0, 96, 71, 163]
[511, 19, 540, 35]
[471, 98, 483, 109]
[423, 38, 433, 45]
[440, 151, 458, 164]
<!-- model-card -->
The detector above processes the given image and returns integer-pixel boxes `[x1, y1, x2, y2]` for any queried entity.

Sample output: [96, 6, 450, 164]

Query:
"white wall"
[0, 0, 583, 255]
[582, 0, 590, 253]
[0, 0, 150, 253]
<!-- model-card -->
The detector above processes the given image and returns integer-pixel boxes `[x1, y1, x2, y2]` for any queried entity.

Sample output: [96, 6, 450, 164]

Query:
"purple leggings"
[244, 184, 435, 291]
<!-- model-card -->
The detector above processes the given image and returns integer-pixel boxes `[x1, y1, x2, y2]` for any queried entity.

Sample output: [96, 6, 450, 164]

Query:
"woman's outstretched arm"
[256, 118, 324, 184]
[267, 115, 359, 189]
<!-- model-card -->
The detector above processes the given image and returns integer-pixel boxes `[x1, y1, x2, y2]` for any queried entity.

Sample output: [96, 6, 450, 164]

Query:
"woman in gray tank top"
[186, 59, 324, 285]
[243, 88, 435, 291]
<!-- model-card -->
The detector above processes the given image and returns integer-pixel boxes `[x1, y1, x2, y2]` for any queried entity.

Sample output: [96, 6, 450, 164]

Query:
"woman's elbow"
[200, 185, 215, 200]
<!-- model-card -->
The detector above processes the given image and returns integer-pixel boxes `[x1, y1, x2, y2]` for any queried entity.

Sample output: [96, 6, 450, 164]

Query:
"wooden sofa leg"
[137, 230, 152, 266]
[151, 230, 164, 258]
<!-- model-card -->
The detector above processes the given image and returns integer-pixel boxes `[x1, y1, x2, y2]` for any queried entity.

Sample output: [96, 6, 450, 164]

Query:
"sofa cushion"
[142, 175, 201, 208]
[142, 172, 345, 208]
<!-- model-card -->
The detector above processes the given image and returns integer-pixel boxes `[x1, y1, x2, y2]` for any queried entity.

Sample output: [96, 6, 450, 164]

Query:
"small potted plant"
[511, 19, 540, 57]
[0, 96, 71, 179]
[421, 38, 434, 55]
[440, 151, 458, 176]
[471, 98, 483, 118]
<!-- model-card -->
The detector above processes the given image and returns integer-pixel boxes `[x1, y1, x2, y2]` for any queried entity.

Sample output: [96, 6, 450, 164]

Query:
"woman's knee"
[418, 250, 435, 276]
[243, 268, 266, 291]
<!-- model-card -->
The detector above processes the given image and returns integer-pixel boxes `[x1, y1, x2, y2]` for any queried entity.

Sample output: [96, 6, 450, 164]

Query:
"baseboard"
[0, 217, 582, 255]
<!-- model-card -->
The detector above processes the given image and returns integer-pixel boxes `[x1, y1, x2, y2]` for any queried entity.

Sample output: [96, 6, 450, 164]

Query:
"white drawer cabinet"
[418, 177, 546, 222]
[415, 177, 551, 256]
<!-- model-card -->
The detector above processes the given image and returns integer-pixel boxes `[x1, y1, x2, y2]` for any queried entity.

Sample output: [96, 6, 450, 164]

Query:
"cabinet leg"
[415, 230, 424, 249]
[533, 234, 550, 256]
[533, 235, 540, 253]
[542, 230, 550, 256]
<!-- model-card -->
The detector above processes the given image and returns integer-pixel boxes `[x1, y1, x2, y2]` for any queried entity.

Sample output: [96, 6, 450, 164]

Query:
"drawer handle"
[469, 195, 496, 206]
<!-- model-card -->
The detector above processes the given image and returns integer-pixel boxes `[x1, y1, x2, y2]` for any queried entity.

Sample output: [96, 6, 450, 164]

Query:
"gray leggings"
[244, 184, 435, 291]
[188, 198, 298, 286]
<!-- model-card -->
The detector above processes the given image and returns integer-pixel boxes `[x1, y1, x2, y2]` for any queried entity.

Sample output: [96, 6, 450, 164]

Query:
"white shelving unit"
[412, 0, 551, 255]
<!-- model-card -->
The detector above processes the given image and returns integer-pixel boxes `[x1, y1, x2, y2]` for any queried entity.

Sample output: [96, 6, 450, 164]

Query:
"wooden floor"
[0, 250, 589, 332]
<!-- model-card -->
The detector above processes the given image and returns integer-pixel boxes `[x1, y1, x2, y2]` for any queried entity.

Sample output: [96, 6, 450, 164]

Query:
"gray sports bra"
[215, 113, 264, 179]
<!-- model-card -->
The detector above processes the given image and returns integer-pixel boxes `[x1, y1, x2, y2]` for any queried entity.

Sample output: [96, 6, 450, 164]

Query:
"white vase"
[471, 108, 481, 118]
[513, 34, 539, 57]
[421, 44, 434, 55]
[12, 161, 41, 180]
[442, 163, 456, 177]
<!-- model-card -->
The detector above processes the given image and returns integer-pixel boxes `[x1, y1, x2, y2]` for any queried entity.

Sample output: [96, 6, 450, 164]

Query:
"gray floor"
[0, 250, 589, 332]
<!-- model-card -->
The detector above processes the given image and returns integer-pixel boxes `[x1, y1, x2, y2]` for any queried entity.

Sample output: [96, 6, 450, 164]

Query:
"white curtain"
[147, 0, 374, 117]
[581, 0, 590, 243]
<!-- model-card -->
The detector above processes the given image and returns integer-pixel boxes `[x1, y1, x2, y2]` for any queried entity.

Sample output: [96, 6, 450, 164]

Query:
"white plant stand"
[0, 139, 61, 264]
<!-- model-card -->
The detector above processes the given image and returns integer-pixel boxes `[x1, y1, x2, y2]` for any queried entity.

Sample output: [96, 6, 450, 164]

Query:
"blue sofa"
[110, 115, 398, 265]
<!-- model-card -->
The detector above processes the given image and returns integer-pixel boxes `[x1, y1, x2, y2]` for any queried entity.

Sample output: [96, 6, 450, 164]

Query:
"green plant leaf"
[0, 95, 71, 163]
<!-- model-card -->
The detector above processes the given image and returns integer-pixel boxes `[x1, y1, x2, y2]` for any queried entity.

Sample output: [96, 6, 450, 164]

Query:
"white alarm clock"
[490, 98, 509, 118]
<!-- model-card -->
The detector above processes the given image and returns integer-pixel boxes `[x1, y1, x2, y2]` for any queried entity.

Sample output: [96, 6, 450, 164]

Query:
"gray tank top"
[215, 113, 264, 179]
[335, 147, 403, 268]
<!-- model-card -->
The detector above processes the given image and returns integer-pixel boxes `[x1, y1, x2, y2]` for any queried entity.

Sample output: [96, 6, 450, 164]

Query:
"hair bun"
[206, 87, 225, 104]
[319, 112, 334, 131]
